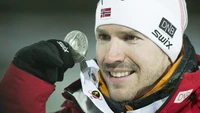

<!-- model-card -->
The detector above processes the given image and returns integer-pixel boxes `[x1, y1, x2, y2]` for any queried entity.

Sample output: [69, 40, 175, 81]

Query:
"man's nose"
[105, 40, 125, 64]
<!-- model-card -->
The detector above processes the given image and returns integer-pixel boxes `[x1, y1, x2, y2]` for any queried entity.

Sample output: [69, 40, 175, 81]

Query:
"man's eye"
[124, 35, 138, 41]
[98, 34, 110, 41]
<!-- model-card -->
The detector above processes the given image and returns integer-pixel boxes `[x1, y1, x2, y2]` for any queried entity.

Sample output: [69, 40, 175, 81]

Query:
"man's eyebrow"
[117, 30, 140, 36]
[96, 29, 107, 33]
[96, 28, 142, 37]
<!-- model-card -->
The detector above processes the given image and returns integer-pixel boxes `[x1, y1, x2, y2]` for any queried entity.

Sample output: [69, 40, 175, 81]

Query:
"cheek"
[131, 42, 163, 65]
[96, 44, 106, 67]
[127, 44, 164, 77]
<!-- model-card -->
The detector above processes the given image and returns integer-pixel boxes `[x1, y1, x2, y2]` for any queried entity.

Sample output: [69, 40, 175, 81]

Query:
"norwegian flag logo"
[101, 8, 111, 18]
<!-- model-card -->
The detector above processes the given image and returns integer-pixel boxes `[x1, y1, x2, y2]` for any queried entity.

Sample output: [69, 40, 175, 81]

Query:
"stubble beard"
[100, 57, 170, 103]
[107, 81, 139, 103]
[106, 70, 161, 103]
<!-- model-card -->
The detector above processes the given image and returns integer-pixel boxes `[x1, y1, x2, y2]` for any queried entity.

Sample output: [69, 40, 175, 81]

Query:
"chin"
[110, 93, 134, 102]
[108, 87, 136, 102]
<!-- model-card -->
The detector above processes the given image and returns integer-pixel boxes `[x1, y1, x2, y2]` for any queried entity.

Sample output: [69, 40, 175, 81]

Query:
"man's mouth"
[109, 71, 135, 78]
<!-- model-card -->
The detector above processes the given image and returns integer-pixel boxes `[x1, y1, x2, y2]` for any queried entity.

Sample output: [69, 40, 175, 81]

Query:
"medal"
[64, 30, 88, 63]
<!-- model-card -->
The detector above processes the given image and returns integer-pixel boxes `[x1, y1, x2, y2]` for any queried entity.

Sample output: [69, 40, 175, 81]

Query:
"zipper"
[155, 76, 183, 113]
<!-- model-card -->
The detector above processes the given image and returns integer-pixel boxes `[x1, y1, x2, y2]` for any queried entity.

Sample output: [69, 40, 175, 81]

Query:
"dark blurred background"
[0, 0, 199, 112]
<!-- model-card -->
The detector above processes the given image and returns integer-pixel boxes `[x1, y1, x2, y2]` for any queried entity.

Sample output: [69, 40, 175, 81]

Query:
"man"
[0, 0, 200, 113]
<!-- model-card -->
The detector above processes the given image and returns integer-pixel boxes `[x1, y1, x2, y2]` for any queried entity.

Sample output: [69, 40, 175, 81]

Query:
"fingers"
[47, 40, 75, 69]
[32, 41, 63, 68]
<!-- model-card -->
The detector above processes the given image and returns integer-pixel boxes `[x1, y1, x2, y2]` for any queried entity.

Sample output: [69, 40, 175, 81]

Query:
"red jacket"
[0, 63, 82, 113]
[1, 61, 200, 113]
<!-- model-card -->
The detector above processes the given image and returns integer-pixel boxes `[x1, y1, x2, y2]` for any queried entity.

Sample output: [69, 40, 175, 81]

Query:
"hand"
[13, 39, 75, 84]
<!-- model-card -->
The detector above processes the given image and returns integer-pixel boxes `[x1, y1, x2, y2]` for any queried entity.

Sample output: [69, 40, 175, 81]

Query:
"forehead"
[96, 24, 144, 37]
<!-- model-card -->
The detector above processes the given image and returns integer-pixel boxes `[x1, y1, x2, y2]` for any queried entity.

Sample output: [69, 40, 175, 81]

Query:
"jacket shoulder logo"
[174, 89, 193, 103]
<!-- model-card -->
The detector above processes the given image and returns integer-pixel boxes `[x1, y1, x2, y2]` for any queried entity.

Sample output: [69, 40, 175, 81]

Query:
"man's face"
[96, 24, 171, 102]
